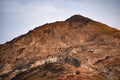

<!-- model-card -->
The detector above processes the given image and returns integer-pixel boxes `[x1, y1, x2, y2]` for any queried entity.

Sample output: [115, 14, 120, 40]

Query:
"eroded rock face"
[0, 14, 120, 80]
[11, 63, 77, 80]
[63, 56, 81, 67]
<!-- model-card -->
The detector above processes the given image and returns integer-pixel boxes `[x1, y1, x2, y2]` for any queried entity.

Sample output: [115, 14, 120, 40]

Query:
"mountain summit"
[0, 15, 120, 80]
[66, 14, 90, 22]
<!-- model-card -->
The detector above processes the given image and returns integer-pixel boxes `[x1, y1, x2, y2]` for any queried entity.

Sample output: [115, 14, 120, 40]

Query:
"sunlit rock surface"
[0, 15, 120, 80]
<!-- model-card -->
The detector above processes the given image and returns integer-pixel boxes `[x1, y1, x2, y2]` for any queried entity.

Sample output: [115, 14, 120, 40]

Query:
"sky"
[0, 0, 120, 44]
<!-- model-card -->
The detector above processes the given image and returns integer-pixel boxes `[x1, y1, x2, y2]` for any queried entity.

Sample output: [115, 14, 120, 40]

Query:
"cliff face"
[0, 15, 120, 80]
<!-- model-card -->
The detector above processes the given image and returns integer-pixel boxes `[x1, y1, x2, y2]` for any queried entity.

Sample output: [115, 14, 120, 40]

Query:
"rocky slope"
[0, 15, 120, 80]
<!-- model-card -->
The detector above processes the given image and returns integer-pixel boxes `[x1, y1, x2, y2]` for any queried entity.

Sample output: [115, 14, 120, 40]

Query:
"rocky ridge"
[0, 15, 120, 80]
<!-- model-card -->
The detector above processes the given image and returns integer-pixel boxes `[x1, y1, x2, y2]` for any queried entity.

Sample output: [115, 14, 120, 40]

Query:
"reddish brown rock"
[0, 15, 120, 80]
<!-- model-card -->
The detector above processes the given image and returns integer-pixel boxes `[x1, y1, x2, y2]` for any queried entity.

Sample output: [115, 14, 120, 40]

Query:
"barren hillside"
[0, 15, 120, 80]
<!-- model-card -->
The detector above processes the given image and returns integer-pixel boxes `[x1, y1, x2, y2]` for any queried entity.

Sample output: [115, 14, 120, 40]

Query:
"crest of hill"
[65, 14, 91, 22]
[0, 14, 120, 47]
[66, 14, 120, 38]
[0, 14, 120, 80]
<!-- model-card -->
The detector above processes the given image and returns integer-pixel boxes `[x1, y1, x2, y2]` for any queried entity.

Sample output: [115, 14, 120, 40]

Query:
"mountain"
[0, 15, 120, 80]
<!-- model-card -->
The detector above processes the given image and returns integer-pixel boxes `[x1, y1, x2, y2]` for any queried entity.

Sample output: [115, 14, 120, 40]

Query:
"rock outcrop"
[0, 14, 120, 80]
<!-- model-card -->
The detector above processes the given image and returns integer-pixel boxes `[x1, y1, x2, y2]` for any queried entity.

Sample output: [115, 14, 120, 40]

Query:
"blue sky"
[0, 0, 120, 44]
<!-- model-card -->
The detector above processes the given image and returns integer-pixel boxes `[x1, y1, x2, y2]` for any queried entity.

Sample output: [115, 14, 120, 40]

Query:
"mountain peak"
[0, 14, 120, 80]
[66, 14, 90, 22]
